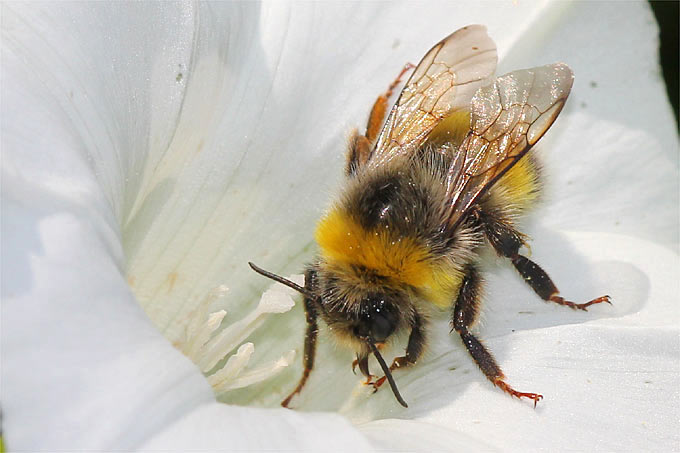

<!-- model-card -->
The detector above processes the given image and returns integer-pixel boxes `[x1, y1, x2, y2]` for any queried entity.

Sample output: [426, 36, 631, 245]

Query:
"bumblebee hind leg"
[479, 209, 611, 310]
[453, 264, 543, 406]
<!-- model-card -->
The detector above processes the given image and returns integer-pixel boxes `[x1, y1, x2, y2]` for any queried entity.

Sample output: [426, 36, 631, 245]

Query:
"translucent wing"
[445, 63, 574, 227]
[368, 25, 497, 168]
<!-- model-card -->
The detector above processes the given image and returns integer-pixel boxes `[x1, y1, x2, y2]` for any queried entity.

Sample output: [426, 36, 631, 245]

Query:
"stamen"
[212, 349, 297, 394]
[177, 276, 302, 396]
[180, 285, 229, 359]
[207, 342, 255, 390]
[197, 277, 299, 372]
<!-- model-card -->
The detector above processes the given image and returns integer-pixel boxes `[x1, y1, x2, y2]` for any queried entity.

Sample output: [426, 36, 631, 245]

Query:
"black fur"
[452, 265, 503, 381]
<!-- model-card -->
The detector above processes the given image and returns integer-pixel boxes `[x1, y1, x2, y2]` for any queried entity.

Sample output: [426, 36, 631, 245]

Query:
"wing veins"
[448, 48, 496, 68]
[368, 25, 498, 168]
[444, 63, 574, 229]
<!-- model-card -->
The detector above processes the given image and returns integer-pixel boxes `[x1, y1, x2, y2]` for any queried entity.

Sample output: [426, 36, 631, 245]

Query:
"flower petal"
[499, 0, 678, 249]
[359, 419, 498, 452]
[1, 2, 368, 449]
[1, 199, 214, 449]
[138, 403, 372, 451]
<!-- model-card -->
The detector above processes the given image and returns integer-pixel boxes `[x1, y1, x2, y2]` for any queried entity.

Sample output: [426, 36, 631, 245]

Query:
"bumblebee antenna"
[367, 340, 408, 408]
[248, 262, 319, 301]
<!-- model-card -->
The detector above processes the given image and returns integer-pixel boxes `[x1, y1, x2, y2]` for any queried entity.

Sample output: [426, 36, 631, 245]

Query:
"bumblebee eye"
[371, 312, 394, 342]
[358, 295, 397, 343]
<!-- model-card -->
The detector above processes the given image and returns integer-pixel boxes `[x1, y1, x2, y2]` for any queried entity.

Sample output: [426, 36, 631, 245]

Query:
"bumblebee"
[250, 25, 610, 408]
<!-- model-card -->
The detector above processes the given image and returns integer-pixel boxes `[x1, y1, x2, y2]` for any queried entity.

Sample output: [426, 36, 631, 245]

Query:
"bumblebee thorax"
[315, 206, 464, 308]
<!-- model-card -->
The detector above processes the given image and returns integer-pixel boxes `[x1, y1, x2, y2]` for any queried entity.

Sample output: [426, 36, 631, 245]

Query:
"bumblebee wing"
[368, 25, 497, 168]
[444, 63, 574, 228]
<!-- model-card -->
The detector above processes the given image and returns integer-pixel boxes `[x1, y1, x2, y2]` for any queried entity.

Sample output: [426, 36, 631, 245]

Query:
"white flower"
[2, 1, 678, 451]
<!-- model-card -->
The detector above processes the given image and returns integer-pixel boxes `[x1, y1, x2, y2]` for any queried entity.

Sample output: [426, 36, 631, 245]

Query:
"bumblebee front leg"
[480, 212, 611, 310]
[346, 63, 414, 176]
[453, 265, 543, 406]
[281, 268, 319, 408]
[372, 310, 426, 390]
[352, 354, 373, 383]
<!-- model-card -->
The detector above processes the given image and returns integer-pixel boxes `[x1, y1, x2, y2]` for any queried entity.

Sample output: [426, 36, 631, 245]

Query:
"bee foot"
[371, 376, 387, 393]
[551, 294, 612, 311]
[368, 357, 408, 394]
[494, 379, 543, 408]
[363, 375, 377, 386]
[281, 390, 299, 408]
[384, 62, 416, 99]
[391, 356, 409, 369]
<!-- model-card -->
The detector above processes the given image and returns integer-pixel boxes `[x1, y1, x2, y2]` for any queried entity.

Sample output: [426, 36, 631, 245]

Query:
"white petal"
[1, 2, 369, 449]
[138, 403, 373, 451]
[499, 1, 678, 249]
[359, 419, 498, 452]
[2, 207, 215, 450]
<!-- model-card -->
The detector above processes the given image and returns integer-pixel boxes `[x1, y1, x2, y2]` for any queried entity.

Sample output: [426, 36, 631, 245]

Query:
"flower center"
[173, 278, 300, 397]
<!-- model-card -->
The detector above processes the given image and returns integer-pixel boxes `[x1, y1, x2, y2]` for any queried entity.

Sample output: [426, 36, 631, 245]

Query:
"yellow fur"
[428, 109, 540, 212]
[426, 111, 471, 148]
[493, 156, 540, 211]
[428, 108, 539, 212]
[316, 208, 462, 307]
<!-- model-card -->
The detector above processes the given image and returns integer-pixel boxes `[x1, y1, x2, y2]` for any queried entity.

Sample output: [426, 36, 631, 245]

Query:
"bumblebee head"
[248, 261, 410, 408]
[353, 293, 400, 344]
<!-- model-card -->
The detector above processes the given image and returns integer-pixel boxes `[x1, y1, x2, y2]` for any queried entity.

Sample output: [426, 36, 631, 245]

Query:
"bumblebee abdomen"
[486, 155, 541, 214]
[422, 108, 541, 216]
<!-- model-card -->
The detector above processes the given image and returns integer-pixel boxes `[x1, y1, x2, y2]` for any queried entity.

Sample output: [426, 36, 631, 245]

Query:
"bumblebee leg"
[346, 131, 372, 176]
[366, 63, 415, 142]
[372, 310, 426, 389]
[352, 353, 375, 384]
[346, 63, 414, 176]
[453, 265, 543, 406]
[511, 255, 611, 310]
[281, 268, 319, 408]
[480, 211, 611, 311]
